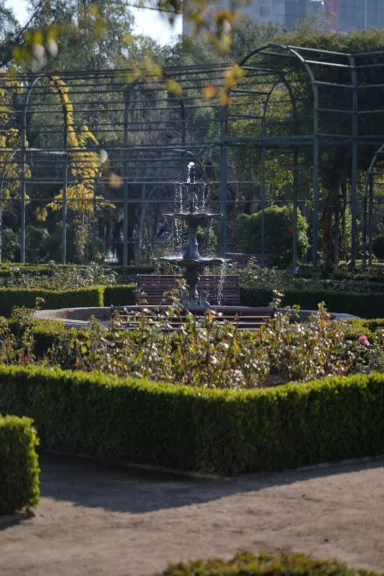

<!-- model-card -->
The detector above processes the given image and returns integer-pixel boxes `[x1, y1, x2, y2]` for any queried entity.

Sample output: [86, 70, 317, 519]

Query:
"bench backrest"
[136, 274, 240, 305]
[227, 253, 273, 269]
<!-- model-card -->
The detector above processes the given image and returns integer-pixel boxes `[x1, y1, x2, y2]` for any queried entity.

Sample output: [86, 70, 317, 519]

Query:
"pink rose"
[359, 335, 370, 347]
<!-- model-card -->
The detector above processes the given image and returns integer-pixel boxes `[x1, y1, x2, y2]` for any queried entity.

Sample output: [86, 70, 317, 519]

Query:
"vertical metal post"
[349, 55, 358, 269]
[20, 99, 27, 264]
[123, 87, 133, 266]
[61, 148, 68, 264]
[362, 175, 368, 271]
[261, 144, 266, 267]
[313, 134, 319, 268]
[219, 100, 228, 258]
[369, 175, 374, 266]
[292, 149, 298, 270]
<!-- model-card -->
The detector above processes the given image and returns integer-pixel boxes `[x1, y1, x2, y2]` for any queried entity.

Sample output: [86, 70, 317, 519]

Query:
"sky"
[6, 0, 182, 45]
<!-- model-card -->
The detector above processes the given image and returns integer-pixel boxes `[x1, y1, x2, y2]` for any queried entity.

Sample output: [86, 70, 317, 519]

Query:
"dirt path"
[1, 454, 383, 576]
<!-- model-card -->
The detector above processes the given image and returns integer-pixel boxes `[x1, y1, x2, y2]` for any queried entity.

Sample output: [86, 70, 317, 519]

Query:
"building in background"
[182, 0, 384, 36]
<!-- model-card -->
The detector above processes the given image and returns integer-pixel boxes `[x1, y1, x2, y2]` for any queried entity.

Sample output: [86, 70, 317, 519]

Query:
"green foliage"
[0, 365, 383, 475]
[157, 551, 380, 576]
[0, 286, 104, 317]
[1, 228, 19, 261]
[0, 262, 117, 289]
[25, 226, 50, 263]
[0, 263, 154, 279]
[241, 287, 384, 319]
[235, 205, 309, 266]
[0, 415, 40, 514]
[103, 284, 136, 306]
[373, 235, 384, 259]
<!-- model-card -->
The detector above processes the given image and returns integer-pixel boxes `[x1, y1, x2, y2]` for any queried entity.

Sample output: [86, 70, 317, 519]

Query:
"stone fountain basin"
[157, 256, 225, 268]
[35, 306, 359, 330]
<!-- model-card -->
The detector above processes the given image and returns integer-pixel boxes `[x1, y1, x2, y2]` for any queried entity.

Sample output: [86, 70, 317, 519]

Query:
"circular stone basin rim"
[35, 306, 360, 330]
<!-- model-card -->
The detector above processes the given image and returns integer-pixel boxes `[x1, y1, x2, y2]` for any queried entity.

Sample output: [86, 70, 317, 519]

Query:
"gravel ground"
[0, 454, 383, 576]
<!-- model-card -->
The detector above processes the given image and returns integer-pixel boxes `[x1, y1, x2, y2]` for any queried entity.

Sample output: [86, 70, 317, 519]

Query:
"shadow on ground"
[39, 452, 384, 515]
[0, 512, 34, 532]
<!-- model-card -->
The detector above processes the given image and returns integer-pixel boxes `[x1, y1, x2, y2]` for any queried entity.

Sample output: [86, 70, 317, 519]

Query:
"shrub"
[0, 287, 104, 317]
[0, 415, 40, 514]
[156, 551, 378, 576]
[103, 284, 136, 306]
[0, 262, 116, 290]
[233, 205, 309, 266]
[0, 365, 383, 475]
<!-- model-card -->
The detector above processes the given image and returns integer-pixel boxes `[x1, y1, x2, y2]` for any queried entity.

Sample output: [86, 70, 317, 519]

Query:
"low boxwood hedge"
[0, 286, 104, 317]
[0, 284, 135, 316]
[157, 551, 377, 576]
[103, 284, 136, 306]
[0, 415, 40, 514]
[0, 366, 383, 475]
[0, 264, 154, 279]
[240, 287, 384, 318]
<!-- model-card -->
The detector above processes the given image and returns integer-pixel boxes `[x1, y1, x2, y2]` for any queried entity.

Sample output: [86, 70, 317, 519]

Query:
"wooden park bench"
[136, 274, 241, 306]
[227, 252, 273, 269]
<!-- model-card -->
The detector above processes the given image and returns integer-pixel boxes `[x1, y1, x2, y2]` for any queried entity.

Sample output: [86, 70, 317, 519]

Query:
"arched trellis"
[19, 75, 69, 263]
[222, 43, 360, 267]
[4, 46, 384, 267]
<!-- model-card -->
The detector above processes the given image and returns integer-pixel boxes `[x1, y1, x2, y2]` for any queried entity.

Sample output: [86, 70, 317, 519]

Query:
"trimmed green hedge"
[0, 264, 154, 279]
[157, 551, 378, 576]
[0, 287, 104, 317]
[0, 366, 383, 475]
[103, 284, 136, 306]
[241, 287, 384, 318]
[0, 415, 40, 514]
[0, 284, 135, 316]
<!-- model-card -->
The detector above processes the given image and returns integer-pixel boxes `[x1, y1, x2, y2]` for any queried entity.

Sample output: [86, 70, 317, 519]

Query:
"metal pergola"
[1, 43, 384, 266]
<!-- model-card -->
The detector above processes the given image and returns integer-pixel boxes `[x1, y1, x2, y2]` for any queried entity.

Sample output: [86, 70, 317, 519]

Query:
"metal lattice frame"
[1, 44, 384, 266]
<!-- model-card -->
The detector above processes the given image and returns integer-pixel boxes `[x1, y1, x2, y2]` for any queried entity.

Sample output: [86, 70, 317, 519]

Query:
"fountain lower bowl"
[157, 256, 225, 268]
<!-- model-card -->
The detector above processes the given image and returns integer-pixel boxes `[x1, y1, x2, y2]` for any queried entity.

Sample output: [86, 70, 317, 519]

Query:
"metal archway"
[225, 43, 360, 267]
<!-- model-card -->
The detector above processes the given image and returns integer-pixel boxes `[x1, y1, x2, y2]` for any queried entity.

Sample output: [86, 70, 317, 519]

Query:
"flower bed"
[0, 415, 40, 514]
[0, 365, 383, 475]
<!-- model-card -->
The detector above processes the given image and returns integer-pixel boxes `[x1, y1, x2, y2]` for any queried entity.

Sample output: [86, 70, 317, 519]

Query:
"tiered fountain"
[158, 162, 224, 308]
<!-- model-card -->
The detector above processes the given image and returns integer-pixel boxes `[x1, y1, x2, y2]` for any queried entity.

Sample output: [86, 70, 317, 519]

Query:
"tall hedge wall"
[0, 415, 40, 514]
[0, 366, 383, 475]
